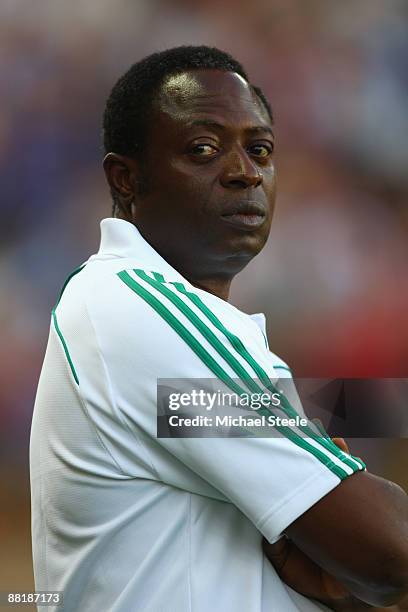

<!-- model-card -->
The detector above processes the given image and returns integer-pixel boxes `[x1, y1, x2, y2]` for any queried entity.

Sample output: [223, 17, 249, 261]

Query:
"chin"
[229, 232, 266, 256]
[220, 234, 266, 272]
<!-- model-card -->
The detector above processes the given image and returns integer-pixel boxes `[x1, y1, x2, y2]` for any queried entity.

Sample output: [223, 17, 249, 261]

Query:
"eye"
[248, 143, 274, 158]
[190, 143, 219, 157]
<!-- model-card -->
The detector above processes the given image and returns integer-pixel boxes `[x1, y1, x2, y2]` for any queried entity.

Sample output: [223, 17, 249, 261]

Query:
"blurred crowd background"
[1, 0, 407, 606]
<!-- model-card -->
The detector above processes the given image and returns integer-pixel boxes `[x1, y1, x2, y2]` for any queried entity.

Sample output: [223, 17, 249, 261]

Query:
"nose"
[220, 147, 263, 189]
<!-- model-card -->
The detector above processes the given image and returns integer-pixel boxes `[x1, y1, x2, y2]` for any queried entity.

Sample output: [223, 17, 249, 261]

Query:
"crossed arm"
[263, 438, 408, 610]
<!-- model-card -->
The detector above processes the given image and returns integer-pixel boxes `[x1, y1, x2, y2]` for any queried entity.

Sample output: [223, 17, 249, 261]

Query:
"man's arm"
[284, 469, 408, 607]
[263, 436, 408, 608]
[265, 459, 408, 610]
[263, 534, 408, 611]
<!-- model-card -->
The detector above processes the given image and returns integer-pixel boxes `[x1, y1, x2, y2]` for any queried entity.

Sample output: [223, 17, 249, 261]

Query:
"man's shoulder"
[58, 258, 163, 308]
[54, 259, 290, 380]
[51, 260, 187, 382]
[53, 259, 163, 341]
[57, 258, 220, 337]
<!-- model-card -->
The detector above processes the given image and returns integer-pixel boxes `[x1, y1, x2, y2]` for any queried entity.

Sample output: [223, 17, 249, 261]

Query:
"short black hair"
[102, 45, 273, 159]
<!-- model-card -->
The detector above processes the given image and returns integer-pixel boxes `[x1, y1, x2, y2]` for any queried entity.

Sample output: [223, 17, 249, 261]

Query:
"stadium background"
[0, 1, 407, 609]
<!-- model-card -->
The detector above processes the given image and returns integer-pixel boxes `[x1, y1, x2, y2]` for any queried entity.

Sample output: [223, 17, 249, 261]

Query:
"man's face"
[133, 69, 277, 279]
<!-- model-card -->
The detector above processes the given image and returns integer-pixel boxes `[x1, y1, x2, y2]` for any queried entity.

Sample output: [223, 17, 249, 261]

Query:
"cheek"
[145, 164, 214, 224]
[264, 164, 277, 190]
[166, 160, 217, 205]
[264, 168, 277, 209]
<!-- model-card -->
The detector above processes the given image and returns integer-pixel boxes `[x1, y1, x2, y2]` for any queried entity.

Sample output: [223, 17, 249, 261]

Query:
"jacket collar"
[92, 218, 184, 280]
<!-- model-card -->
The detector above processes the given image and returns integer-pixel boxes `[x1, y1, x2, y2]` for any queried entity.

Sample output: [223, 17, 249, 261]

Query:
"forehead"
[157, 69, 269, 127]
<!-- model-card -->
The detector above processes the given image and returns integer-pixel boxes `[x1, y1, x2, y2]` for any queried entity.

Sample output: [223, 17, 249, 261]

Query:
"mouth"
[221, 201, 266, 230]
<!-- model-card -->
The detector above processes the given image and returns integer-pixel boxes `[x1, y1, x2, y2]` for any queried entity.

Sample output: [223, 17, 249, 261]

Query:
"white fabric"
[30, 218, 362, 612]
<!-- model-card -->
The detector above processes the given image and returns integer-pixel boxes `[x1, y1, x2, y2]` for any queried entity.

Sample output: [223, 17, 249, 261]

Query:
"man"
[30, 46, 408, 611]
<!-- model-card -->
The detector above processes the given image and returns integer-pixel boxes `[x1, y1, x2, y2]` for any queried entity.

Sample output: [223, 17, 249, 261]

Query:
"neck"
[185, 275, 232, 301]
[129, 221, 237, 301]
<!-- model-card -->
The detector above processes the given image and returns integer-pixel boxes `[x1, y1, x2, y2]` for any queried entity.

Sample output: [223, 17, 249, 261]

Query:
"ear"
[103, 152, 140, 213]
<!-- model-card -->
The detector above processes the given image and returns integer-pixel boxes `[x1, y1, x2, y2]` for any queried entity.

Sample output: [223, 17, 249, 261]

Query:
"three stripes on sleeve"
[118, 268, 366, 481]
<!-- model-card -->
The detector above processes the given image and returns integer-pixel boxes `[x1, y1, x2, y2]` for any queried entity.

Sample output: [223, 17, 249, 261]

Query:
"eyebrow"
[187, 119, 274, 137]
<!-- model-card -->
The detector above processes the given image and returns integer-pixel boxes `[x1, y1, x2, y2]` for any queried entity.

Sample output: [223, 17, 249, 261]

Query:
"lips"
[221, 200, 266, 230]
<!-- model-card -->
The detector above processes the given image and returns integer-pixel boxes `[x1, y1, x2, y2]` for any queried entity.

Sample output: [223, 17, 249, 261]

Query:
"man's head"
[103, 45, 276, 295]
